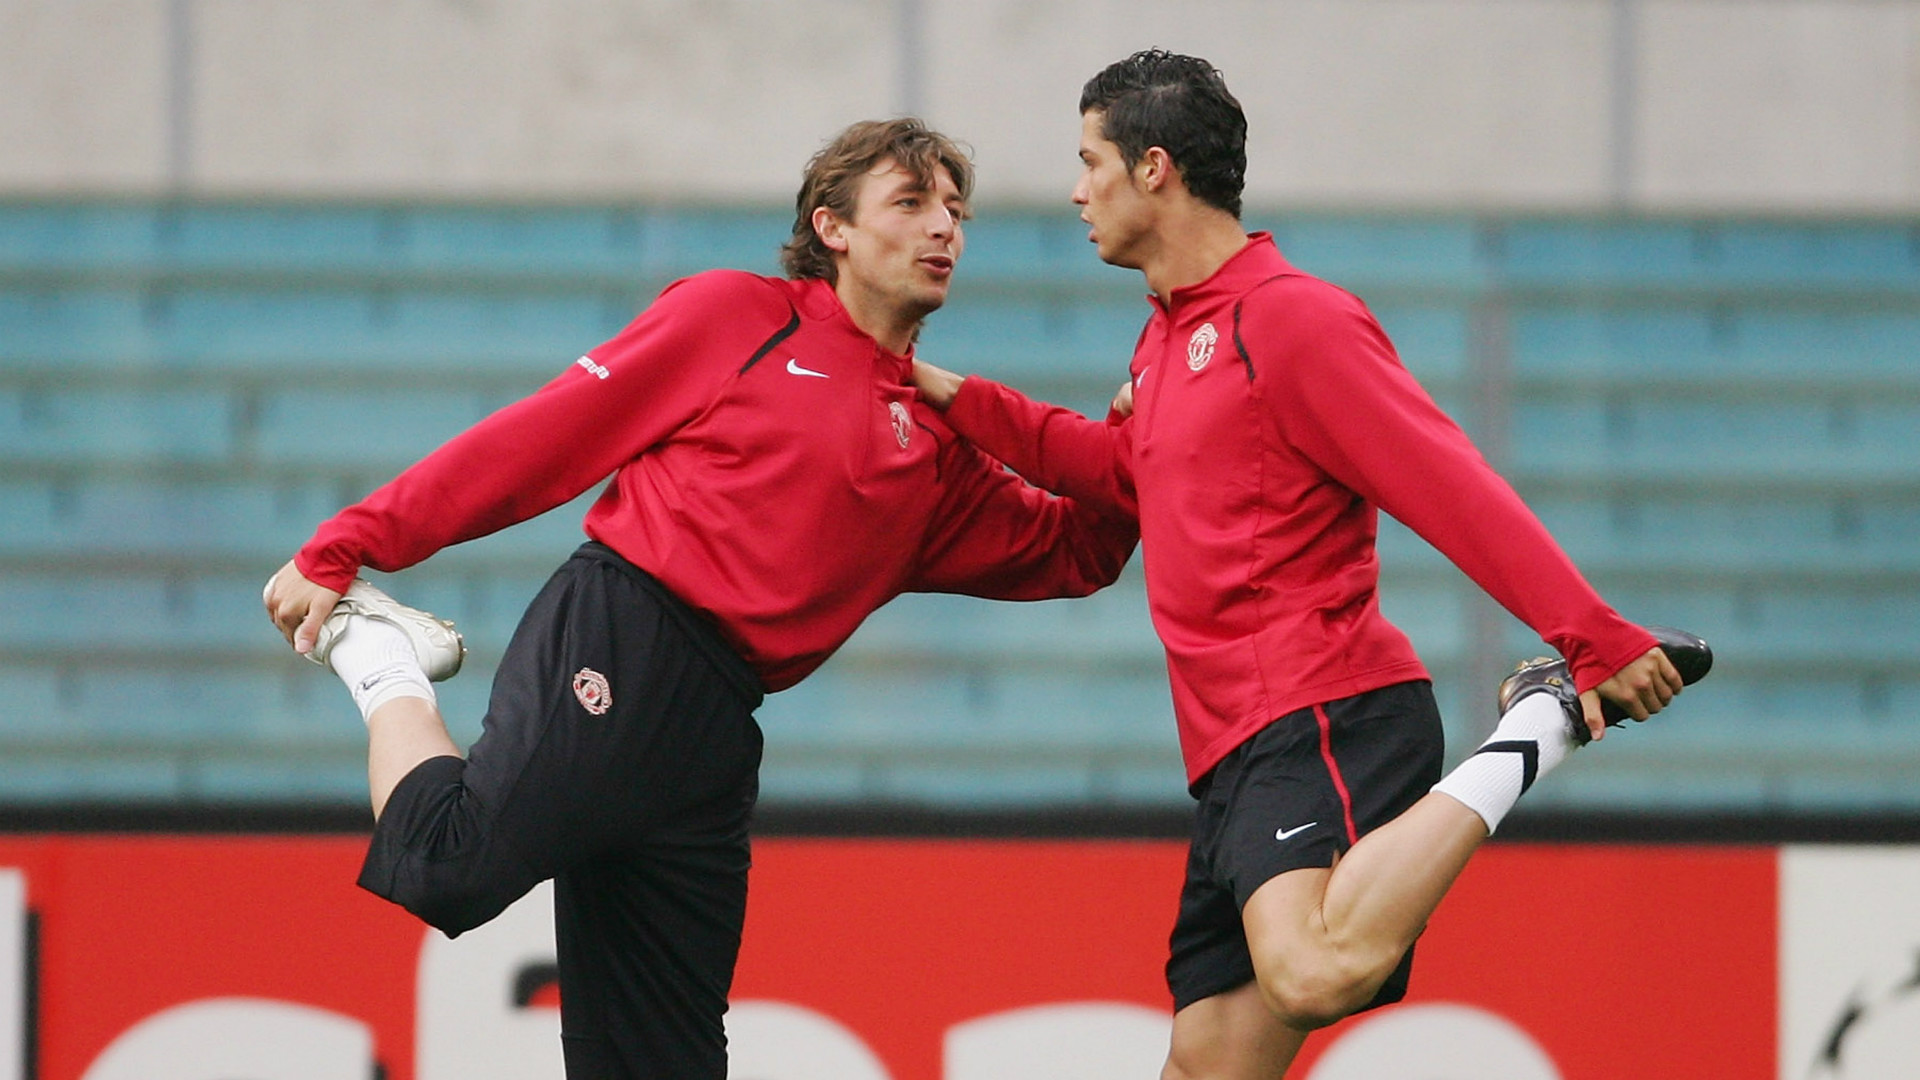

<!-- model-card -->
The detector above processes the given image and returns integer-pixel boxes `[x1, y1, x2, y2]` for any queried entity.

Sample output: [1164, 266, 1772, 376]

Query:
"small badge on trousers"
[572, 667, 612, 715]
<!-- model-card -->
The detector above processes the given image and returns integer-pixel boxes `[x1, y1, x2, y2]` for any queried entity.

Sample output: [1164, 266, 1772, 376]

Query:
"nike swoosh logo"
[1274, 822, 1318, 841]
[786, 358, 829, 378]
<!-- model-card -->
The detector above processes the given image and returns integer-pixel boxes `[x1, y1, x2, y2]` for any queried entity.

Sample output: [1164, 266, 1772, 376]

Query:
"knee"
[362, 775, 526, 937]
[399, 874, 518, 937]
[1251, 953, 1381, 1032]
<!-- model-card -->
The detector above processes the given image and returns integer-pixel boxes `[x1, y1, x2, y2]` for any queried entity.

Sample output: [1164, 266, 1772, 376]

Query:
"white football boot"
[307, 579, 466, 682]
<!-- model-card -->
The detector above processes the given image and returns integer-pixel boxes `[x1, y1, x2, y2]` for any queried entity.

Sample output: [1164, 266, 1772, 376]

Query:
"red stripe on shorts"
[1314, 703, 1359, 843]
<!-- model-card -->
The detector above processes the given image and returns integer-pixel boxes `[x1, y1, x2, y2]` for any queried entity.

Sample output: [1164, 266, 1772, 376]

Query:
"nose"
[928, 205, 955, 239]
[1071, 173, 1090, 206]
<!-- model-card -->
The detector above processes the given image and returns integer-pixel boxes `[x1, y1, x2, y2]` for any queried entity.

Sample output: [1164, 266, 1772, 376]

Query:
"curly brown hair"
[781, 118, 974, 283]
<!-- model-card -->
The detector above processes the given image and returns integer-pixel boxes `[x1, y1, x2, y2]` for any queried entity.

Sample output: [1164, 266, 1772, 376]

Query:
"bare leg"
[1162, 982, 1306, 1080]
[1241, 792, 1485, 1029]
[365, 696, 461, 819]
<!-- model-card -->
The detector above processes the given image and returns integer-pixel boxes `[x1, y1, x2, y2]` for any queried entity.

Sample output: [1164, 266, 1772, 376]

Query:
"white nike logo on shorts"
[1274, 822, 1318, 841]
[787, 358, 829, 378]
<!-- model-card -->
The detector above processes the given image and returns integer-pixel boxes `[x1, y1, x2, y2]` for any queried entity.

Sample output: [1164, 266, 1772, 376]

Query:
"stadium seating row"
[6, 205, 1916, 286]
[0, 201, 1915, 812]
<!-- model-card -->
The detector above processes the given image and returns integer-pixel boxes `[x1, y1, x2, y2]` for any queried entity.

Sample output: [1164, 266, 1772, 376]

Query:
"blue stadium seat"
[0, 204, 159, 270]
[1711, 223, 1920, 287]
[949, 215, 1137, 285]
[252, 386, 502, 468]
[1370, 304, 1472, 381]
[0, 287, 152, 367]
[0, 387, 232, 463]
[1508, 396, 1920, 485]
[0, 572, 284, 655]
[1731, 308, 1920, 378]
[843, 587, 1158, 664]
[629, 209, 790, 278]
[0, 756, 187, 802]
[920, 296, 1145, 382]
[156, 205, 394, 272]
[1524, 495, 1920, 577]
[1265, 217, 1483, 289]
[1496, 220, 1704, 285]
[396, 207, 649, 274]
[0, 478, 321, 562]
[1508, 305, 1720, 377]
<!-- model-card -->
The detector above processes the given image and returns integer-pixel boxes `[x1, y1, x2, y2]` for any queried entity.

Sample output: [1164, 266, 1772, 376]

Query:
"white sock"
[1431, 692, 1578, 834]
[323, 615, 436, 724]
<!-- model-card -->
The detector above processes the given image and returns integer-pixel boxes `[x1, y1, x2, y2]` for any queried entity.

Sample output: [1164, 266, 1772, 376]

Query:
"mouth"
[919, 253, 955, 277]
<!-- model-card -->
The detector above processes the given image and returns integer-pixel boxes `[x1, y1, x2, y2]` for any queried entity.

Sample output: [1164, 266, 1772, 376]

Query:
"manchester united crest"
[889, 400, 913, 448]
[1187, 322, 1219, 371]
[572, 667, 611, 715]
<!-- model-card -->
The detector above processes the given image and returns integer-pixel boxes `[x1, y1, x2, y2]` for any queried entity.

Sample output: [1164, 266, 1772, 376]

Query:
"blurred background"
[1, 0, 1916, 827]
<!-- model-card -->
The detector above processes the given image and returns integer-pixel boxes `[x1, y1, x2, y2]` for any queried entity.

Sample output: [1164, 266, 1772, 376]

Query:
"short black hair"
[1079, 49, 1246, 219]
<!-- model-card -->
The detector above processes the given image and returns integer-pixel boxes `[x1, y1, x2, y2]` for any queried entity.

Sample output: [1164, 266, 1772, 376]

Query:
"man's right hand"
[1579, 646, 1685, 741]
[262, 559, 342, 656]
[911, 359, 964, 411]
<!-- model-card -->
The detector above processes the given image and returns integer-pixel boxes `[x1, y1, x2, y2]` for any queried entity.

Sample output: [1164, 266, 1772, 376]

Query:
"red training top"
[298, 271, 1137, 691]
[945, 234, 1653, 782]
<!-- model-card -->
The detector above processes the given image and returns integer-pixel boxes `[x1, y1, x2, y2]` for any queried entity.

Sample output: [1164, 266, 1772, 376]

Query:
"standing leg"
[555, 774, 758, 1079]
[1162, 983, 1305, 1080]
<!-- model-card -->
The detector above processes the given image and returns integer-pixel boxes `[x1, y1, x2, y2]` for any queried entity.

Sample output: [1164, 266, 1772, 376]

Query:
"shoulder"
[1239, 273, 1370, 324]
[1238, 273, 1385, 353]
[654, 269, 793, 321]
[1234, 275, 1401, 401]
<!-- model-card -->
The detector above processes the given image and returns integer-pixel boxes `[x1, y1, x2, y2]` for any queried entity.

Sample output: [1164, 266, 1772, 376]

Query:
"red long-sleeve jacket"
[298, 271, 1137, 691]
[945, 234, 1653, 782]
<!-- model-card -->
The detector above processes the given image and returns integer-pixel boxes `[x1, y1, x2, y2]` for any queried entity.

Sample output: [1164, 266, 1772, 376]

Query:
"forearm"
[947, 376, 1135, 516]
[295, 379, 640, 590]
[1409, 479, 1654, 689]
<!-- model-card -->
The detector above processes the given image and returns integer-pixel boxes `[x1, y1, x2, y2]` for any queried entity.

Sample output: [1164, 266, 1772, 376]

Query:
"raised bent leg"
[1162, 682, 1447, 1076]
[1239, 793, 1483, 1029]
[365, 696, 460, 819]
[357, 541, 760, 1006]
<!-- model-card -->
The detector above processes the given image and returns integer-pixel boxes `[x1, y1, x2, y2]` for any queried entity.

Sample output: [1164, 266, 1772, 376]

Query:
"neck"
[833, 280, 920, 355]
[1139, 206, 1250, 305]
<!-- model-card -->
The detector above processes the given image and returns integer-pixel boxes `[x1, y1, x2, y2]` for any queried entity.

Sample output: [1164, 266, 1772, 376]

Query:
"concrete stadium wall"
[3, 0, 1918, 210]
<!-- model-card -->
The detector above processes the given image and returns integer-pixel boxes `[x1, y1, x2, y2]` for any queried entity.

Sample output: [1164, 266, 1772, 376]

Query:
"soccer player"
[910, 51, 1708, 1078]
[262, 118, 1136, 1079]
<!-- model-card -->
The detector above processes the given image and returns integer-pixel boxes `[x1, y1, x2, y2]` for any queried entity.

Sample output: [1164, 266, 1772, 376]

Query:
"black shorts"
[1166, 680, 1445, 1013]
[358, 542, 765, 1080]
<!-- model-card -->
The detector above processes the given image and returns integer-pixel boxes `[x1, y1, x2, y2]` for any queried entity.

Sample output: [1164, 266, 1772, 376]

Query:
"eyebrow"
[871, 167, 971, 218]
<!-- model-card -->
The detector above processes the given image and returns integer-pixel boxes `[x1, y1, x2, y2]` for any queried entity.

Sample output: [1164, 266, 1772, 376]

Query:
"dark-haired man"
[913, 50, 1704, 1077]
[263, 117, 1135, 1079]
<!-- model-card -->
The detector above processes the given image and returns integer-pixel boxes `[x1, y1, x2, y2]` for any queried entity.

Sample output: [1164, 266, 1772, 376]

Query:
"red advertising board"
[0, 836, 1775, 1080]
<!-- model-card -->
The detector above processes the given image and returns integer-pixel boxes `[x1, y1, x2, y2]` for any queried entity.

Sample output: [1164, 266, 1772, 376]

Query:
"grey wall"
[4, 0, 1918, 210]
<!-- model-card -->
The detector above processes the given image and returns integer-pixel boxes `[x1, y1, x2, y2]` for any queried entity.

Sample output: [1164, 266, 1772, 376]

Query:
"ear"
[1136, 146, 1176, 194]
[813, 206, 850, 254]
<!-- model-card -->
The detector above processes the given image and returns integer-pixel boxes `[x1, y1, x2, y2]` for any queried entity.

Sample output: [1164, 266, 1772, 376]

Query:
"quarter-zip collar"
[1150, 231, 1296, 319]
[792, 276, 914, 378]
